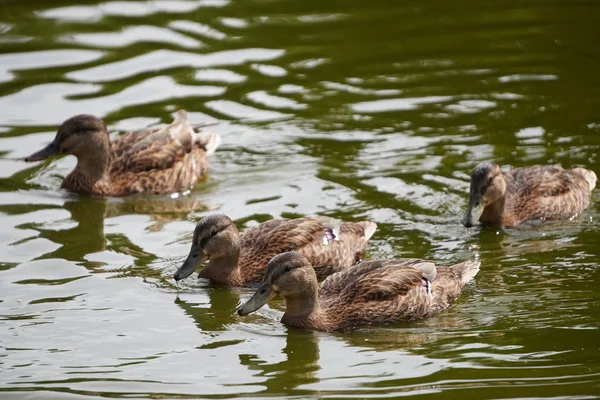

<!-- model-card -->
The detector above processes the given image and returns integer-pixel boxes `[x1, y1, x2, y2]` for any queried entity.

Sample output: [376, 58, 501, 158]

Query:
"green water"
[1, 0, 599, 398]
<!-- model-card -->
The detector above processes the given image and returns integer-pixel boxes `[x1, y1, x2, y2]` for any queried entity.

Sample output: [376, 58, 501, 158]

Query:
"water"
[1, 0, 599, 398]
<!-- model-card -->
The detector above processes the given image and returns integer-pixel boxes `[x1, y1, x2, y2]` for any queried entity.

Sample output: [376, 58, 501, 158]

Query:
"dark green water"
[1, 0, 599, 398]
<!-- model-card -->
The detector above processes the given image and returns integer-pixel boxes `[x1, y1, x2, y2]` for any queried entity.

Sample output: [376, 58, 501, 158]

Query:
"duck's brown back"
[504, 165, 595, 225]
[105, 125, 216, 196]
[237, 218, 376, 285]
[313, 258, 479, 331]
[427, 260, 479, 316]
[318, 259, 433, 330]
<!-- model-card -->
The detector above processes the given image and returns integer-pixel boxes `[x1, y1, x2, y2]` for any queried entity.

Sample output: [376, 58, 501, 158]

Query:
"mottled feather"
[26, 110, 220, 197]
[239, 252, 480, 332]
[188, 215, 377, 286]
[505, 165, 594, 224]
[463, 163, 596, 227]
[238, 218, 376, 284]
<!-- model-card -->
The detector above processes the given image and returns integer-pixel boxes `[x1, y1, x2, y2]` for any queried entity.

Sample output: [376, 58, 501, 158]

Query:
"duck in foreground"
[25, 110, 221, 196]
[462, 162, 597, 228]
[173, 214, 377, 286]
[237, 252, 480, 332]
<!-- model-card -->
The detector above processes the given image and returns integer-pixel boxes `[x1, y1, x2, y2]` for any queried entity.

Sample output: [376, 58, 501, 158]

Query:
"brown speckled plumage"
[25, 110, 220, 196]
[462, 163, 596, 227]
[173, 214, 377, 286]
[237, 252, 480, 332]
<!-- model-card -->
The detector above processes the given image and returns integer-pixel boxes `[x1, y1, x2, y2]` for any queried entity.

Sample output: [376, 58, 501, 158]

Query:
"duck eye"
[284, 265, 292, 272]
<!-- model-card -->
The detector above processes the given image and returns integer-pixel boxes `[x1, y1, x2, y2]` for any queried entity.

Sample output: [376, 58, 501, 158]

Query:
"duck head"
[462, 162, 506, 227]
[25, 115, 109, 163]
[173, 214, 240, 281]
[237, 252, 317, 316]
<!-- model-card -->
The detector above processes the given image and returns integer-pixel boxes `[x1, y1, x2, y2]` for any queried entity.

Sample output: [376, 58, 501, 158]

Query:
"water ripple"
[168, 20, 228, 40]
[62, 25, 204, 49]
[38, 0, 229, 22]
[205, 100, 292, 122]
[0, 77, 224, 125]
[66, 48, 285, 82]
[351, 96, 455, 113]
[195, 68, 247, 83]
[0, 50, 105, 84]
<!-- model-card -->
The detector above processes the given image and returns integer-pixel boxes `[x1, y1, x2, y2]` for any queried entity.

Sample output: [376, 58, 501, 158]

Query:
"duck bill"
[25, 137, 60, 162]
[237, 283, 277, 316]
[173, 243, 208, 281]
[462, 198, 485, 228]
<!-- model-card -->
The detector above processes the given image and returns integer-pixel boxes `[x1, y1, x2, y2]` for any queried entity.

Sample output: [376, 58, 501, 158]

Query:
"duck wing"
[428, 260, 480, 315]
[319, 259, 436, 327]
[109, 110, 205, 174]
[236, 218, 318, 283]
[239, 218, 376, 283]
[320, 259, 433, 301]
[508, 165, 575, 197]
[506, 165, 593, 221]
[294, 217, 377, 279]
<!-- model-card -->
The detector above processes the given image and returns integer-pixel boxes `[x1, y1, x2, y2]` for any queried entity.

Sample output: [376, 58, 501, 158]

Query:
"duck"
[237, 251, 480, 332]
[173, 214, 377, 286]
[462, 162, 597, 228]
[24, 110, 221, 196]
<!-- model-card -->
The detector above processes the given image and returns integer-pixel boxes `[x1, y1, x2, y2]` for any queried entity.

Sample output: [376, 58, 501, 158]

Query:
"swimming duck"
[173, 214, 377, 286]
[462, 163, 596, 227]
[25, 110, 221, 196]
[237, 251, 479, 332]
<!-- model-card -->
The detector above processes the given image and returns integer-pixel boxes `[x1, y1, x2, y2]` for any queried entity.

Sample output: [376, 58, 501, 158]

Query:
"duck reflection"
[105, 196, 213, 232]
[235, 324, 448, 395]
[33, 197, 156, 273]
[36, 197, 107, 261]
[32, 195, 212, 274]
[174, 286, 241, 331]
[336, 323, 459, 353]
[464, 222, 583, 261]
[238, 330, 321, 394]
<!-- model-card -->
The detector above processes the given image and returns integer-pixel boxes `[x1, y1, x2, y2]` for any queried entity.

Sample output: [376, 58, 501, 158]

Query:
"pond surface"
[1, 0, 599, 398]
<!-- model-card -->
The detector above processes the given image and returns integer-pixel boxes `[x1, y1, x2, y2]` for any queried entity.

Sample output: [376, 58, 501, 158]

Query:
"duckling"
[462, 163, 596, 228]
[173, 214, 377, 286]
[237, 251, 479, 332]
[24, 110, 220, 196]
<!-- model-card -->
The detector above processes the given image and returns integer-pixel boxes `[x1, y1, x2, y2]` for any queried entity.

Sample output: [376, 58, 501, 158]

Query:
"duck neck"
[480, 173, 508, 225]
[62, 150, 111, 195]
[281, 284, 329, 330]
[481, 195, 506, 225]
[199, 249, 242, 285]
[75, 150, 110, 180]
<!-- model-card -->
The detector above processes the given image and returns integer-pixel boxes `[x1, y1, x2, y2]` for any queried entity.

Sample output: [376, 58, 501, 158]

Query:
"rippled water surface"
[1, 0, 600, 398]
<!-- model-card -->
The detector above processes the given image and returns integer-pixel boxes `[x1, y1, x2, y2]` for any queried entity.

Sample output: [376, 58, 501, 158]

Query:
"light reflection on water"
[1, 0, 600, 398]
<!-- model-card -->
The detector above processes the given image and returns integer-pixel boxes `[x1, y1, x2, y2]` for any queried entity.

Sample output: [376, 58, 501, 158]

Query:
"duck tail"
[173, 109, 188, 125]
[357, 221, 377, 241]
[449, 260, 480, 286]
[172, 110, 222, 156]
[316, 218, 377, 246]
[571, 168, 597, 191]
[194, 131, 222, 156]
[170, 110, 195, 150]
